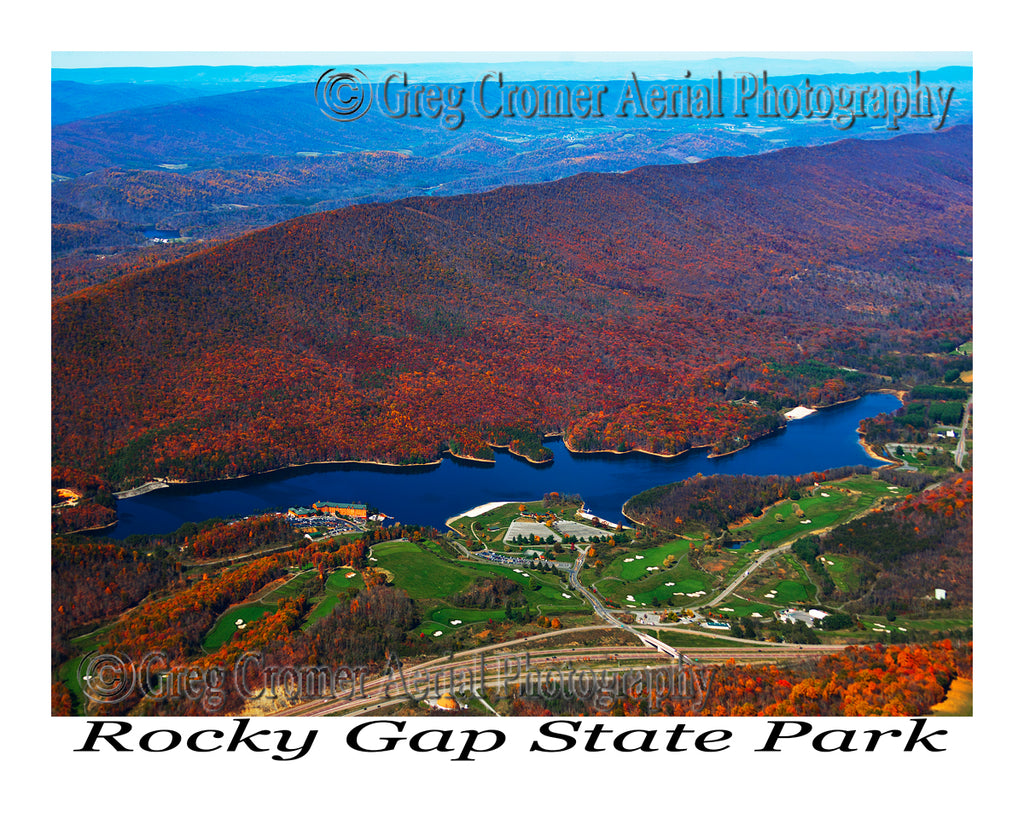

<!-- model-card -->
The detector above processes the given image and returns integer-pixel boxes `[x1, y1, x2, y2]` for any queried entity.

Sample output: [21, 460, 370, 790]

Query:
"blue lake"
[143, 228, 180, 240]
[109, 392, 900, 539]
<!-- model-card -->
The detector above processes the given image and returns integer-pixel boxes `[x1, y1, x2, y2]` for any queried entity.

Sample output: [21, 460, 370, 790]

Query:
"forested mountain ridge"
[52, 127, 971, 488]
[50, 67, 971, 296]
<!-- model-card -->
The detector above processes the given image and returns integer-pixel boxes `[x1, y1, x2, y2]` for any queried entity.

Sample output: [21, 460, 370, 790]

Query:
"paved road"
[272, 644, 669, 717]
[955, 396, 972, 468]
[703, 541, 794, 609]
[113, 480, 169, 499]
[567, 548, 641, 634]
[566, 547, 689, 661]
[272, 640, 846, 717]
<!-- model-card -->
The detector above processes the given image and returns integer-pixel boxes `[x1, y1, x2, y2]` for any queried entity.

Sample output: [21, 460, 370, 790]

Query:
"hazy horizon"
[52, 51, 972, 70]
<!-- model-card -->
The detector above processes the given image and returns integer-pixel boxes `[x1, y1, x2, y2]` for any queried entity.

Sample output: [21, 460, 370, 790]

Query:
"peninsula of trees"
[52, 127, 972, 488]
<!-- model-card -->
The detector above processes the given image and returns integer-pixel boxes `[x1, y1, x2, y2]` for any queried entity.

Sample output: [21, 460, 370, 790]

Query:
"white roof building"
[778, 608, 817, 626]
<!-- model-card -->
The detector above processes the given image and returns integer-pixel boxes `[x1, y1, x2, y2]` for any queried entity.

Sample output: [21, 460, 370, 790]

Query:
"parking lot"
[504, 519, 563, 543]
[552, 520, 607, 541]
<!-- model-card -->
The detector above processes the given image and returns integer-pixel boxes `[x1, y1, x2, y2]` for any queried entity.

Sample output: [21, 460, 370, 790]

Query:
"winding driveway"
[702, 541, 796, 609]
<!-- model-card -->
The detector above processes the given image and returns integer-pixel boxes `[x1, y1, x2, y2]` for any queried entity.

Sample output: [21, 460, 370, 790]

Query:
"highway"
[270, 637, 846, 717]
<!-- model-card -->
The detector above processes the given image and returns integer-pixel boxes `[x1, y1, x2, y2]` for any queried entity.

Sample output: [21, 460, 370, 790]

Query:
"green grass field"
[262, 572, 314, 604]
[712, 598, 779, 618]
[426, 606, 506, 629]
[610, 541, 686, 581]
[730, 477, 910, 549]
[373, 540, 586, 617]
[57, 623, 123, 714]
[879, 614, 973, 632]
[374, 540, 483, 598]
[593, 541, 712, 607]
[752, 578, 815, 605]
[818, 612, 972, 641]
[820, 553, 871, 593]
[303, 569, 366, 628]
[202, 601, 276, 651]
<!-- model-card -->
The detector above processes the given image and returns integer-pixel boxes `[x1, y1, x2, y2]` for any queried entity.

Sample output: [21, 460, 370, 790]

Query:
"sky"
[52, 50, 971, 69]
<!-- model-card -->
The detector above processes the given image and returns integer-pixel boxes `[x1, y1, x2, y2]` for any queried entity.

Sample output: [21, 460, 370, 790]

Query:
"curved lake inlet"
[109, 393, 900, 539]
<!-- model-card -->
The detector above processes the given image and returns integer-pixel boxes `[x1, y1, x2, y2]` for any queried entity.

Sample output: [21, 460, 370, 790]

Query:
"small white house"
[935, 588, 947, 600]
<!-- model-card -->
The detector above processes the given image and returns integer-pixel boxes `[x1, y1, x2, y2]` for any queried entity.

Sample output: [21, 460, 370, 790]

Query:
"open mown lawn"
[730, 477, 910, 549]
[203, 601, 276, 651]
[303, 569, 366, 629]
[373, 540, 586, 617]
[594, 540, 712, 607]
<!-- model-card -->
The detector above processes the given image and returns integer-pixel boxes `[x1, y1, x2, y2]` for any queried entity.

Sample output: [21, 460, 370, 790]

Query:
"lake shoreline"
[114, 455, 447, 498]
[854, 388, 907, 466]
[110, 392, 904, 513]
